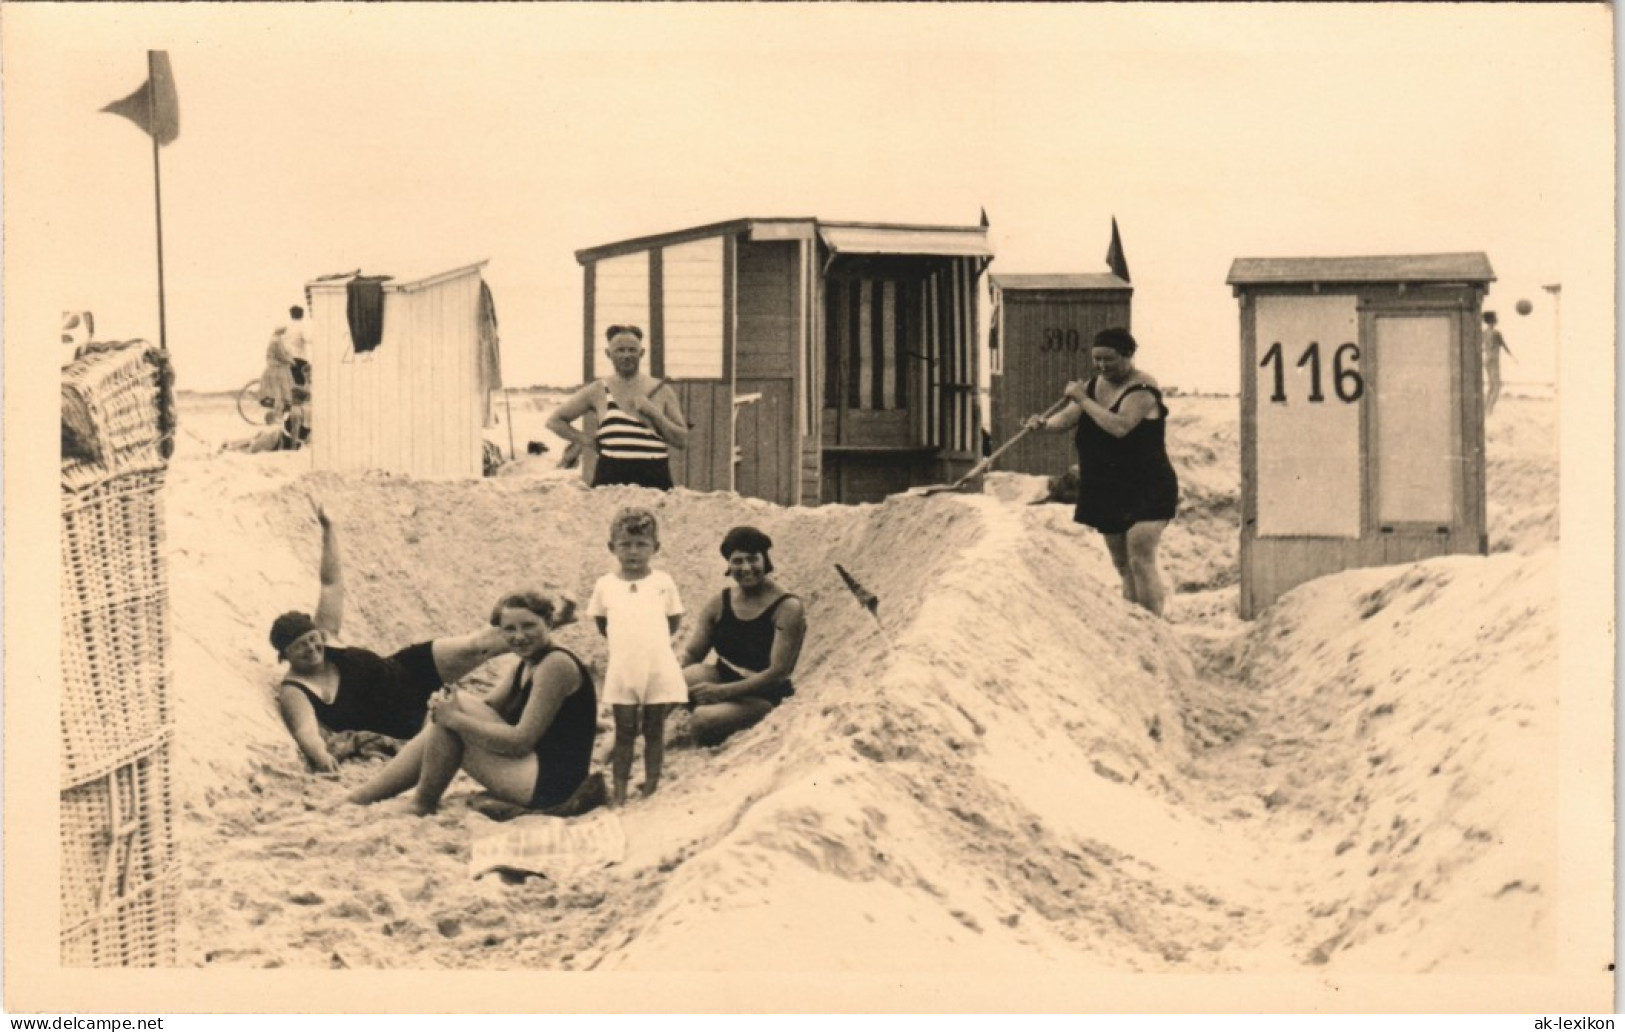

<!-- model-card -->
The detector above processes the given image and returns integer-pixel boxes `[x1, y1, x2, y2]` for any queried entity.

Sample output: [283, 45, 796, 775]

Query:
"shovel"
[915, 394, 1072, 497]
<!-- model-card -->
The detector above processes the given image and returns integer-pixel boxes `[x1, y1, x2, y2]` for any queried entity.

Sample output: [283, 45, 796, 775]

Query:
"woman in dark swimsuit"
[1026, 327, 1179, 616]
[347, 591, 603, 816]
[680, 526, 807, 747]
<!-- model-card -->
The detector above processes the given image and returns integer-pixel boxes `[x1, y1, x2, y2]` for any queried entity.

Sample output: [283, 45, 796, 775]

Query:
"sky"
[4, 3, 1614, 393]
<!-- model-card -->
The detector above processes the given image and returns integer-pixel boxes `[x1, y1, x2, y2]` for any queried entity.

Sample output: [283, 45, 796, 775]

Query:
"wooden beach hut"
[305, 262, 502, 479]
[987, 273, 1133, 475]
[575, 217, 993, 505]
[1228, 253, 1494, 618]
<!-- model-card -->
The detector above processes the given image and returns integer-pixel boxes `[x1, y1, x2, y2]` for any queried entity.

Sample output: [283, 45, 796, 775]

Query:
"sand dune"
[165, 392, 1559, 974]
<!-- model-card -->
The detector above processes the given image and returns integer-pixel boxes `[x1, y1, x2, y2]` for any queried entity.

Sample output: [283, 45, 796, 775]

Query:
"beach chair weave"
[59, 341, 177, 967]
[61, 341, 174, 493]
[59, 739, 177, 967]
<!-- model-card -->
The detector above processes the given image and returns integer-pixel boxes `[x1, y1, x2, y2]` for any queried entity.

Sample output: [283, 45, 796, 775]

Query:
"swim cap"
[720, 525, 775, 575]
[269, 611, 318, 657]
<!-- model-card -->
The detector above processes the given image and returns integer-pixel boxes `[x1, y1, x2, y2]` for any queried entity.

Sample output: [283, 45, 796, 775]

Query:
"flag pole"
[147, 50, 168, 351]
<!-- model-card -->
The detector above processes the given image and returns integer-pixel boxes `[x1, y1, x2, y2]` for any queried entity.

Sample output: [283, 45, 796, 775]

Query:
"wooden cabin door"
[733, 241, 799, 505]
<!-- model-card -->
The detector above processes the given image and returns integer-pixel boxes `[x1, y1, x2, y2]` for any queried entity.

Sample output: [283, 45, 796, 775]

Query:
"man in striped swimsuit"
[547, 325, 689, 490]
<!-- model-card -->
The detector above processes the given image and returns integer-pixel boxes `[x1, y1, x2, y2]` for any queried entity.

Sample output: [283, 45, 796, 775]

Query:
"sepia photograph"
[3, 1, 1615, 1017]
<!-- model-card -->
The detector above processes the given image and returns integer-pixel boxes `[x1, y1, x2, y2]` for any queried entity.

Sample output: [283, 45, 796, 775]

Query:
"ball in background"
[1516, 298, 1533, 316]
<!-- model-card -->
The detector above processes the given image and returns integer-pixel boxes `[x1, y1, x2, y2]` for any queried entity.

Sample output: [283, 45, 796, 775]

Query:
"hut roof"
[1226, 253, 1495, 286]
[576, 218, 992, 264]
[991, 273, 1131, 292]
[305, 260, 489, 294]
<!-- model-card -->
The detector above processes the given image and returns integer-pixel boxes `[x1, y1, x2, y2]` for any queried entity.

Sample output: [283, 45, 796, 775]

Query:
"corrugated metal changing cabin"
[575, 218, 993, 505]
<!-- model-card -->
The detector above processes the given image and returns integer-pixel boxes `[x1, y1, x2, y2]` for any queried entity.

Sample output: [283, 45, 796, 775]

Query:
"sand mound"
[165, 395, 1560, 973]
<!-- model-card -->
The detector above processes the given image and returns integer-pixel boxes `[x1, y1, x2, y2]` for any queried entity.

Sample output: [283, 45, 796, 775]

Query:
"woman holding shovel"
[1025, 327, 1179, 617]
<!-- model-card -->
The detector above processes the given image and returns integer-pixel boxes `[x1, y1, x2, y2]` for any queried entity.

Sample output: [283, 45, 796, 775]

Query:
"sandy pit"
[162, 388, 1560, 975]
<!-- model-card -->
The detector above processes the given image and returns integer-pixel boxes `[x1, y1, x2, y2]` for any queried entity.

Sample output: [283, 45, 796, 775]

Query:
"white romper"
[587, 569, 689, 706]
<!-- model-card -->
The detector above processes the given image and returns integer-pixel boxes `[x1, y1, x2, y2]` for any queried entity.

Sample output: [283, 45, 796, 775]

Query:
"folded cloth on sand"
[467, 808, 625, 881]
[322, 729, 404, 764]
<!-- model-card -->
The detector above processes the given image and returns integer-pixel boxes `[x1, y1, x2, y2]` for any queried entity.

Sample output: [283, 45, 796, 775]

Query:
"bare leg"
[410, 722, 465, 816]
[1126, 520, 1169, 617]
[640, 704, 676, 795]
[691, 699, 775, 747]
[1102, 532, 1137, 604]
[346, 733, 430, 805]
[429, 627, 510, 685]
[610, 705, 640, 806]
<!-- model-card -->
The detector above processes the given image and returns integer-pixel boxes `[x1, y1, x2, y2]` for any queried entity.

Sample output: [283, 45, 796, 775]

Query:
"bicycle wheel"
[236, 378, 267, 424]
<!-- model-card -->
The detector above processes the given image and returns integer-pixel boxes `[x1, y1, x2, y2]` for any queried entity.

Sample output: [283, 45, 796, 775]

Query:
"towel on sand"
[467, 809, 625, 881]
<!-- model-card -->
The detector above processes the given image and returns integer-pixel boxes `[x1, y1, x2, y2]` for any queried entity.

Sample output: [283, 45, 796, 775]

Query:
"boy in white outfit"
[587, 507, 688, 806]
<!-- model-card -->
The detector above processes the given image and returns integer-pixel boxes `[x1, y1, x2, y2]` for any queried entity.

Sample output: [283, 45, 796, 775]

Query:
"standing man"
[546, 325, 688, 490]
[1482, 311, 1513, 415]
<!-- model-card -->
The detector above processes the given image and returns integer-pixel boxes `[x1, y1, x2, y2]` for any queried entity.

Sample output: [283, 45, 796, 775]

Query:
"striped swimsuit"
[592, 382, 674, 490]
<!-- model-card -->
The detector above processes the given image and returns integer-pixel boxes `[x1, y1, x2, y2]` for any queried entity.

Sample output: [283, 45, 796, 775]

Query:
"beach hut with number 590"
[1228, 253, 1494, 618]
[575, 217, 993, 506]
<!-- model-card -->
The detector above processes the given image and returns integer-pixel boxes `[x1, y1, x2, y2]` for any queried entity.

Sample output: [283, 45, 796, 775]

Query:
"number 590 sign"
[1259, 341, 1364, 403]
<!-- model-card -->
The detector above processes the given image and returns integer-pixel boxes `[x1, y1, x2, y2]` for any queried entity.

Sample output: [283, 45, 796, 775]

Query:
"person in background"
[681, 526, 807, 747]
[346, 590, 605, 818]
[258, 326, 298, 421]
[1024, 327, 1179, 617]
[586, 507, 688, 805]
[284, 305, 310, 382]
[1482, 310, 1513, 415]
[272, 503, 509, 773]
[546, 325, 688, 490]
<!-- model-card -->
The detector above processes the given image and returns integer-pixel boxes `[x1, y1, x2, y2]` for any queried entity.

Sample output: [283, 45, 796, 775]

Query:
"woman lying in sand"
[346, 591, 605, 817]
[271, 504, 510, 773]
[680, 526, 806, 746]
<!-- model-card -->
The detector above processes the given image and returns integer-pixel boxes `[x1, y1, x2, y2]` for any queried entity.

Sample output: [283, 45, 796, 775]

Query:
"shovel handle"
[957, 393, 1074, 484]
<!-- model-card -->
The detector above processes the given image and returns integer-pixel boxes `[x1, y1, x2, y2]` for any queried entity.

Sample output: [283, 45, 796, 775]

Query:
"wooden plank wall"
[988, 289, 1131, 476]
[309, 272, 482, 479]
[735, 379, 795, 504]
[734, 240, 798, 505]
[666, 382, 734, 492]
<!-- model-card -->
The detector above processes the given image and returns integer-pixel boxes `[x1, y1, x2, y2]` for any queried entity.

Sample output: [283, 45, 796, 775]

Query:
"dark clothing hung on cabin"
[346, 275, 392, 354]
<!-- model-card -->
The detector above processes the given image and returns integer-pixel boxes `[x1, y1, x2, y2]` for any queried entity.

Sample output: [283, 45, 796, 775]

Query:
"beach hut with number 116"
[1228, 252, 1494, 618]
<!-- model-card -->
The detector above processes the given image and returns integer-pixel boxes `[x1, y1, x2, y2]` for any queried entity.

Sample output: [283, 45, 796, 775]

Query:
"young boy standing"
[587, 507, 688, 806]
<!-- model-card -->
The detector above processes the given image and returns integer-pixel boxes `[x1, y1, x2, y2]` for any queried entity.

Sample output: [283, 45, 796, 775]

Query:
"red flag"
[1105, 216, 1130, 282]
[102, 51, 179, 146]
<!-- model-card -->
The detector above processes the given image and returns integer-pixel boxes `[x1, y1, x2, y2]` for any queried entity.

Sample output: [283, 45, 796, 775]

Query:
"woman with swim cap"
[1025, 327, 1180, 616]
[270, 503, 509, 773]
[680, 526, 808, 746]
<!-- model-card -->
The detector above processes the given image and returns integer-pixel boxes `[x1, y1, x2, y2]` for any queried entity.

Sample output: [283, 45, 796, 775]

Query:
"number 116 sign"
[1259, 340, 1364, 404]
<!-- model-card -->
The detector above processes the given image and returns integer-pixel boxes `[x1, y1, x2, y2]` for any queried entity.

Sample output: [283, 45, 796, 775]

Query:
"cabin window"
[662, 237, 725, 380]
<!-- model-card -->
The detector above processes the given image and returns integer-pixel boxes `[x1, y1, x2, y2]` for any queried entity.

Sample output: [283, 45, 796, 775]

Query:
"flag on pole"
[834, 564, 879, 617]
[101, 51, 179, 145]
[1105, 216, 1130, 282]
